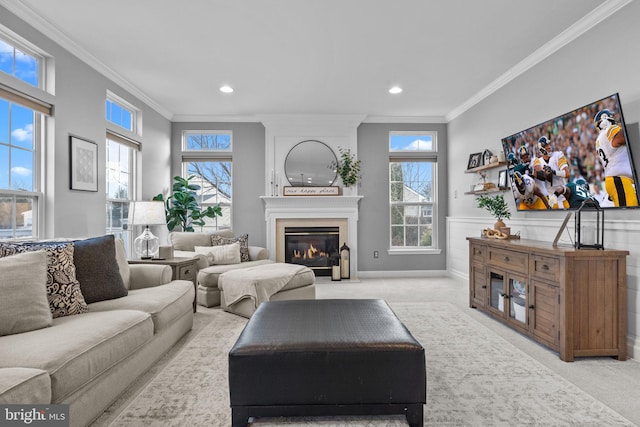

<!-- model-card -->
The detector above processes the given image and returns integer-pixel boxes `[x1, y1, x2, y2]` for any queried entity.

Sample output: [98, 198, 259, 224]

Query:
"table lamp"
[128, 201, 167, 259]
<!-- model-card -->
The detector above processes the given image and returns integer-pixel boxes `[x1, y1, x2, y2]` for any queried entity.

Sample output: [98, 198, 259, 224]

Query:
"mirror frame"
[284, 140, 338, 187]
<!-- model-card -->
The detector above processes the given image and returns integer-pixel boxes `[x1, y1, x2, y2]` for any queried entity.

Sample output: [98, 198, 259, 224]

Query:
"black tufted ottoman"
[228, 299, 426, 426]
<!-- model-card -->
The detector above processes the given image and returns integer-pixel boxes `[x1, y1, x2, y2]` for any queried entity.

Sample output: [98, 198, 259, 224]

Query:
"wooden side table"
[128, 257, 198, 312]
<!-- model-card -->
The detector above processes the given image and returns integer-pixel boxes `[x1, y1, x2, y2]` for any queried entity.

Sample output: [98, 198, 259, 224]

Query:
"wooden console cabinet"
[467, 237, 628, 362]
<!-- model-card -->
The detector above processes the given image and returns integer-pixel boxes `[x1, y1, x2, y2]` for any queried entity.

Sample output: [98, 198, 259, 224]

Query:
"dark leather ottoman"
[228, 299, 426, 426]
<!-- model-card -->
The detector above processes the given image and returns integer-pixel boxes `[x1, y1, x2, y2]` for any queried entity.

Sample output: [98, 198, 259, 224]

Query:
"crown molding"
[0, 0, 174, 120]
[172, 114, 262, 123]
[445, 0, 633, 122]
[363, 115, 446, 124]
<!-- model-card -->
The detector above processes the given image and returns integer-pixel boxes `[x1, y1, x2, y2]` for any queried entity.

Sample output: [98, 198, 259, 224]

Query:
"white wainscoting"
[447, 216, 640, 360]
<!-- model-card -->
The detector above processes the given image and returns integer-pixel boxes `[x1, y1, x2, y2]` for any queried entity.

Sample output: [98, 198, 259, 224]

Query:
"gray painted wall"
[358, 123, 448, 272]
[170, 122, 267, 248]
[1, 6, 172, 239]
[446, 1, 640, 356]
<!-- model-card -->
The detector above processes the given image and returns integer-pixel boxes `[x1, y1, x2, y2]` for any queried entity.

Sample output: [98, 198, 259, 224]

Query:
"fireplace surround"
[261, 196, 361, 279]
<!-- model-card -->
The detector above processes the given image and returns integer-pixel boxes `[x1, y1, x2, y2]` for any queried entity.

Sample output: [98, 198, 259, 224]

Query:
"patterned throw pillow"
[211, 233, 250, 262]
[0, 242, 89, 318]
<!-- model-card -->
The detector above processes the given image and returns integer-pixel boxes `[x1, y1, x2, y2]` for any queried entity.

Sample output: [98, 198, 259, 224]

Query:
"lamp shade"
[128, 201, 167, 226]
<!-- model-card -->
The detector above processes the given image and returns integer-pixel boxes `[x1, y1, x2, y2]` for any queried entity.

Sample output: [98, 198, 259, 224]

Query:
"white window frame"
[388, 131, 441, 255]
[106, 133, 138, 252]
[0, 30, 49, 239]
[106, 90, 141, 136]
[181, 130, 233, 231]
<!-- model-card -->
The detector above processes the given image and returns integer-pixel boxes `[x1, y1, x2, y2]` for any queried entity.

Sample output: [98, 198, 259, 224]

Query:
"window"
[106, 133, 138, 249]
[106, 92, 139, 134]
[0, 36, 41, 87]
[0, 34, 48, 239]
[389, 132, 437, 251]
[181, 131, 232, 230]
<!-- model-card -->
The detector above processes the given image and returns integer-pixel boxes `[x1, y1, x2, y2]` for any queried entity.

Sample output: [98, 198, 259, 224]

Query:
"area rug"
[108, 302, 634, 426]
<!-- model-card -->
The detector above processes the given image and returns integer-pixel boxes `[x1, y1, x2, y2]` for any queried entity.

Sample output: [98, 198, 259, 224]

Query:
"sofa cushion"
[195, 243, 241, 265]
[0, 241, 88, 318]
[0, 251, 52, 336]
[211, 233, 250, 262]
[73, 235, 128, 303]
[169, 230, 234, 252]
[198, 259, 274, 289]
[114, 239, 131, 289]
[0, 310, 153, 403]
[0, 368, 51, 404]
[88, 280, 194, 334]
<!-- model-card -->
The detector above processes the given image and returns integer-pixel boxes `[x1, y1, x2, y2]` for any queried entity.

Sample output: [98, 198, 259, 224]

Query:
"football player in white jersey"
[594, 109, 639, 207]
[533, 136, 570, 208]
[511, 171, 551, 210]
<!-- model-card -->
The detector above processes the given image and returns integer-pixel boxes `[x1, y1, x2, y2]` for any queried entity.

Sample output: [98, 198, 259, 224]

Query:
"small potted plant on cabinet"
[476, 193, 511, 231]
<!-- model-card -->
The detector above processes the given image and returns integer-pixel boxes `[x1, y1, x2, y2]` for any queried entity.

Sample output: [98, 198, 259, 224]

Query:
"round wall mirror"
[284, 140, 338, 186]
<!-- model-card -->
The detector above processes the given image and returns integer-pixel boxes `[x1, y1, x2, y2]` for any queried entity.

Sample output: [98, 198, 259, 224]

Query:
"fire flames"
[292, 244, 330, 260]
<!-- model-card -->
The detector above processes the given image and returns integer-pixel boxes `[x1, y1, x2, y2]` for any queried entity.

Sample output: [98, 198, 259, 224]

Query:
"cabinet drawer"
[531, 255, 560, 282]
[177, 263, 197, 281]
[471, 244, 487, 263]
[488, 247, 528, 273]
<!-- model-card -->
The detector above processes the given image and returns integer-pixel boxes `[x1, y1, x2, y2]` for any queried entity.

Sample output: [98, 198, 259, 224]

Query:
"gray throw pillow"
[73, 235, 128, 303]
[0, 251, 53, 336]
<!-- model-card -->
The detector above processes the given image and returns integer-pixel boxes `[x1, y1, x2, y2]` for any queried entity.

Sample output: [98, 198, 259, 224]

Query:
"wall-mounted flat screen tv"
[501, 93, 639, 211]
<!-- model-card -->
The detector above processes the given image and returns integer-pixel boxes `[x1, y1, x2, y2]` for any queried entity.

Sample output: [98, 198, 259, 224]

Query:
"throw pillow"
[0, 251, 53, 336]
[211, 233, 250, 262]
[0, 241, 89, 318]
[73, 235, 128, 303]
[194, 242, 241, 265]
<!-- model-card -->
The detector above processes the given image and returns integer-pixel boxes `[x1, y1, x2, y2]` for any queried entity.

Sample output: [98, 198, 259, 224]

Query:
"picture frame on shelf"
[467, 152, 482, 170]
[69, 135, 98, 192]
[498, 169, 508, 189]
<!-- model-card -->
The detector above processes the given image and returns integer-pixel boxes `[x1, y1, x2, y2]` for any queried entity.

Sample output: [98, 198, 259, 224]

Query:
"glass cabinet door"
[509, 276, 527, 326]
[490, 272, 505, 313]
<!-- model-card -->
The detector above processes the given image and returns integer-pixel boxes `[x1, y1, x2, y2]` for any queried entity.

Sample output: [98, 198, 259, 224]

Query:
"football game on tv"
[501, 93, 640, 211]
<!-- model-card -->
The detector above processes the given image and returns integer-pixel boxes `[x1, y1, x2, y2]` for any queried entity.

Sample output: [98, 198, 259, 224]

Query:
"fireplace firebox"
[284, 226, 340, 276]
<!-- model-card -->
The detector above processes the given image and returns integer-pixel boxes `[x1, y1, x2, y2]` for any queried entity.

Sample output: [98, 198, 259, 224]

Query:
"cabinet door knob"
[184, 269, 191, 275]
[504, 256, 510, 262]
[481, 285, 487, 289]
[529, 305, 535, 309]
[542, 264, 549, 270]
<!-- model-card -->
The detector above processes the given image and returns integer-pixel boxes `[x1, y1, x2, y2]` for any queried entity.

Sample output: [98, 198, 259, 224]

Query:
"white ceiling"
[3, 0, 628, 122]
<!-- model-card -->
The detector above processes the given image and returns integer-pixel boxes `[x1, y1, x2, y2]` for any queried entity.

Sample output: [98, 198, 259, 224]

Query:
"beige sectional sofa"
[170, 230, 272, 307]
[0, 236, 194, 427]
[169, 231, 316, 313]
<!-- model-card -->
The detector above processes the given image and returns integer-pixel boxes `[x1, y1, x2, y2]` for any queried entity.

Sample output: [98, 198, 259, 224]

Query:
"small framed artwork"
[467, 152, 482, 170]
[498, 169, 508, 189]
[70, 135, 98, 192]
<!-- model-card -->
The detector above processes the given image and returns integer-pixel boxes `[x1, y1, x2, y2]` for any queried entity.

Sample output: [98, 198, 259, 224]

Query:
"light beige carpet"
[105, 301, 633, 426]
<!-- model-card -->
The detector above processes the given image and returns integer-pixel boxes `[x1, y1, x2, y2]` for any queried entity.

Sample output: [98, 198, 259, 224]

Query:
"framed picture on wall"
[498, 169, 508, 189]
[70, 135, 98, 192]
[467, 152, 482, 170]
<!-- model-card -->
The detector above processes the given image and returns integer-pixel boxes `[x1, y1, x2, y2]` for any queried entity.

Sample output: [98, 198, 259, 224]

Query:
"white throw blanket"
[220, 263, 308, 308]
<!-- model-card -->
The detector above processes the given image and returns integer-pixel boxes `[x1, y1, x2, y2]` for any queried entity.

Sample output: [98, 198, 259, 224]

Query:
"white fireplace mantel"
[261, 196, 362, 276]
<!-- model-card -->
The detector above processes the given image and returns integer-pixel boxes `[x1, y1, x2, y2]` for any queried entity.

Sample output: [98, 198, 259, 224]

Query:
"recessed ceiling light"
[220, 85, 234, 93]
[389, 86, 403, 94]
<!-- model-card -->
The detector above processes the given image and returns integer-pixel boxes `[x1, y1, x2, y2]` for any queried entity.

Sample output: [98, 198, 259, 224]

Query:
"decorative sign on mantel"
[283, 186, 340, 196]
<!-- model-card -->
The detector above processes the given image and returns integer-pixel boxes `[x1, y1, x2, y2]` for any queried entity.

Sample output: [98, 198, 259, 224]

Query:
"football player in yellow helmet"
[533, 136, 569, 208]
[511, 171, 552, 210]
[594, 109, 638, 207]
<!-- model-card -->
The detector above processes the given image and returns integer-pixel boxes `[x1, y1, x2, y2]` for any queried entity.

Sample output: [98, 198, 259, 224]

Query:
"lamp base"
[134, 226, 160, 259]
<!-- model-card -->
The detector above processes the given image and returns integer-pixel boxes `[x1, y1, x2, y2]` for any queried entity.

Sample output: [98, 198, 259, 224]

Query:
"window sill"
[388, 248, 442, 256]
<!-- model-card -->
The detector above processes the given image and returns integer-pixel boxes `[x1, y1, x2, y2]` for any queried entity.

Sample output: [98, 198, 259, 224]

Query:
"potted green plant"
[331, 147, 361, 188]
[476, 193, 511, 230]
[153, 175, 222, 232]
